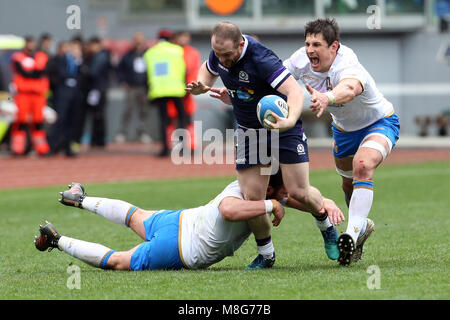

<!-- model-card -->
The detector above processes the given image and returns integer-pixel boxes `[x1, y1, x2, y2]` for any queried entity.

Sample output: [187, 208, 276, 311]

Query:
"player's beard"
[222, 57, 239, 68]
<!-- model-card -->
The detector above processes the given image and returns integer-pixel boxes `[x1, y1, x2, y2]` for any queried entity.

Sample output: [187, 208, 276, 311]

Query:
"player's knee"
[107, 252, 131, 270]
[352, 159, 375, 179]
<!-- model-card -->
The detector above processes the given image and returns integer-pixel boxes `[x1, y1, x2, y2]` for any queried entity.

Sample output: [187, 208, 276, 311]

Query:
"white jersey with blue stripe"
[284, 44, 394, 132]
[179, 181, 251, 269]
[207, 35, 291, 129]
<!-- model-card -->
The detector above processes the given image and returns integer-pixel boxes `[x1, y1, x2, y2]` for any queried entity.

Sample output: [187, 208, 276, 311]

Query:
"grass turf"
[0, 161, 448, 300]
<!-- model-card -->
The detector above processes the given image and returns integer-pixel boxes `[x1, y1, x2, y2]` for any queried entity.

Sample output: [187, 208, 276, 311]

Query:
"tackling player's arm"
[282, 196, 344, 225]
[329, 78, 363, 104]
[307, 78, 363, 117]
[185, 61, 218, 95]
[218, 197, 285, 226]
[264, 75, 304, 132]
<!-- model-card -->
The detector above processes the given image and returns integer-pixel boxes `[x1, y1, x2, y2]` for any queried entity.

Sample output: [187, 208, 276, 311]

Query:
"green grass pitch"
[0, 161, 448, 300]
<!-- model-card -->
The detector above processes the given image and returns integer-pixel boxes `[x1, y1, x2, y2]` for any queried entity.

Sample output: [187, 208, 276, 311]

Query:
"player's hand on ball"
[209, 87, 232, 105]
[306, 84, 328, 118]
[263, 112, 295, 133]
[185, 81, 211, 95]
[271, 201, 285, 227]
[320, 198, 345, 225]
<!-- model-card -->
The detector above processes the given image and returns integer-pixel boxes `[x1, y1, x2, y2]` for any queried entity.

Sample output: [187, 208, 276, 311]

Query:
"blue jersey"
[207, 35, 291, 128]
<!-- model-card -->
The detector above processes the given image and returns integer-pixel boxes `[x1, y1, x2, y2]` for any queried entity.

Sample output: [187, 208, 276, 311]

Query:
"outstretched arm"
[185, 61, 218, 95]
[218, 197, 285, 226]
[307, 78, 363, 118]
[283, 195, 344, 225]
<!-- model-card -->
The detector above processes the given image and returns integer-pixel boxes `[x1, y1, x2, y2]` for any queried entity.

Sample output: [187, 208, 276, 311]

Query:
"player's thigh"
[128, 209, 158, 240]
[354, 114, 399, 170]
[335, 155, 354, 176]
[334, 156, 354, 190]
[237, 165, 270, 200]
[279, 162, 311, 193]
[129, 213, 184, 271]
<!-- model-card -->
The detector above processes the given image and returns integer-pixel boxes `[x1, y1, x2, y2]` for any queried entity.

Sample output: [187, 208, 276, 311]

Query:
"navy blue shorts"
[129, 209, 185, 271]
[235, 121, 309, 170]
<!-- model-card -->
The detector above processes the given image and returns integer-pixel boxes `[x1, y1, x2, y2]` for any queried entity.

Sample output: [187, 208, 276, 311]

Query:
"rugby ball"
[257, 95, 289, 129]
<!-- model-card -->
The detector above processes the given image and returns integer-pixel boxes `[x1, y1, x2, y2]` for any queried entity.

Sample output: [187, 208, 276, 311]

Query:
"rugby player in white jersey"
[283, 18, 400, 266]
[34, 176, 343, 271]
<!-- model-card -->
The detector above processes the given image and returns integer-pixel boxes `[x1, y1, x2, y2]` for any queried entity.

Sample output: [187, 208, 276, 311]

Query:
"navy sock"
[256, 236, 271, 247]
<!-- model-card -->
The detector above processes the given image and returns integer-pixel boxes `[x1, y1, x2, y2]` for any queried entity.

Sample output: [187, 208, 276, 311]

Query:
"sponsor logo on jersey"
[228, 87, 254, 102]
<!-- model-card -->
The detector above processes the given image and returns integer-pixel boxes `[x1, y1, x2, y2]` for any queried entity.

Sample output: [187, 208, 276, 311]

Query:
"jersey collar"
[236, 35, 249, 63]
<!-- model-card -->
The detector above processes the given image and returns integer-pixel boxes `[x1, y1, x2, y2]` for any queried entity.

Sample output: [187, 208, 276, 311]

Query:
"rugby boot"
[245, 253, 276, 270]
[352, 218, 375, 263]
[337, 233, 355, 266]
[34, 221, 61, 252]
[321, 225, 340, 260]
[59, 182, 86, 208]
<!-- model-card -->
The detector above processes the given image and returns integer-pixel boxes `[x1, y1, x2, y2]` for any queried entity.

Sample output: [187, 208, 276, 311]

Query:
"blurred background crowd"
[0, 28, 200, 157]
[0, 0, 449, 158]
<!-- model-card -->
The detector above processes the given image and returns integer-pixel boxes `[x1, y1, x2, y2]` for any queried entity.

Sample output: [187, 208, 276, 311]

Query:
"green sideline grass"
[0, 161, 449, 300]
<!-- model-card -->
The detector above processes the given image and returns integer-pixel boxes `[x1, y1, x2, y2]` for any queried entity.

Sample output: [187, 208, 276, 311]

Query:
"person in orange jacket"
[171, 31, 201, 150]
[10, 36, 50, 155]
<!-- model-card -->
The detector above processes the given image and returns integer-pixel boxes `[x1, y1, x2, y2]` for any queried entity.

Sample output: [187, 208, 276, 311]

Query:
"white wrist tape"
[325, 91, 336, 105]
[264, 200, 274, 213]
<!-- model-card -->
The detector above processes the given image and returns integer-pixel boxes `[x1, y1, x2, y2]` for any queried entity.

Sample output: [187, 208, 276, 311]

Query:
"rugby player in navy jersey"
[186, 22, 341, 267]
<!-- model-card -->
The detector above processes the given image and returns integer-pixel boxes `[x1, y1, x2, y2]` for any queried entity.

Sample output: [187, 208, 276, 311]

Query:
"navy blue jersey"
[207, 35, 291, 128]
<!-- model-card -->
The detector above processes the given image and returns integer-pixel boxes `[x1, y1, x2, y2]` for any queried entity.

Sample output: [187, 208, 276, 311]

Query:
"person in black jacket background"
[47, 41, 80, 156]
[115, 32, 151, 144]
[74, 36, 111, 148]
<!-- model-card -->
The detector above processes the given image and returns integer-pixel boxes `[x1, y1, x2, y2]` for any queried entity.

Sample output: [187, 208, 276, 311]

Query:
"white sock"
[257, 240, 275, 259]
[82, 197, 138, 226]
[315, 214, 333, 231]
[58, 236, 115, 269]
[345, 181, 373, 243]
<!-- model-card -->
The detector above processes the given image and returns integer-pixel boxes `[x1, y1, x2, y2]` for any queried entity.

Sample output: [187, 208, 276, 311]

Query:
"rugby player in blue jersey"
[186, 22, 341, 267]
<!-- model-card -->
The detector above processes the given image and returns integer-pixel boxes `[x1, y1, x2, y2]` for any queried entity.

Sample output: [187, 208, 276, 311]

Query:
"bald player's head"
[211, 21, 243, 48]
[210, 22, 245, 68]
